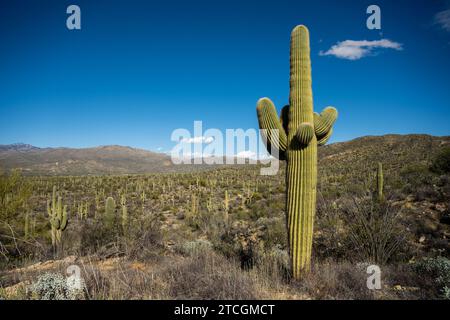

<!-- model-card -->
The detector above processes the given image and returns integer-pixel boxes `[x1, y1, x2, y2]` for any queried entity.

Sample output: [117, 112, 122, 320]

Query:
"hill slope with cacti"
[1, 133, 450, 300]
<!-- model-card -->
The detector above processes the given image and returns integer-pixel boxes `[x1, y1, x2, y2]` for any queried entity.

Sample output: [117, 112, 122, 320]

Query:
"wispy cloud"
[319, 39, 403, 60]
[435, 9, 450, 32]
[180, 136, 214, 144]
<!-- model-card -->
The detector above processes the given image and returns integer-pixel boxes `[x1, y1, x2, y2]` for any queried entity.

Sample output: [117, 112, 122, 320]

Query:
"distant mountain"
[0, 143, 40, 152]
[1, 134, 449, 176]
[0, 144, 175, 175]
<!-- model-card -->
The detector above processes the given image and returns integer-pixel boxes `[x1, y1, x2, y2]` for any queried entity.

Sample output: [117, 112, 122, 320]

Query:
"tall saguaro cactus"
[256, 25, 338, 278]
[377, 162, 384, 202]
[47, 186, 69, 251]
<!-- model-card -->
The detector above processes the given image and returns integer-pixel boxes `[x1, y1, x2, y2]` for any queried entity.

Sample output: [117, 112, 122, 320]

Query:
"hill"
[1, 134, 449, 176]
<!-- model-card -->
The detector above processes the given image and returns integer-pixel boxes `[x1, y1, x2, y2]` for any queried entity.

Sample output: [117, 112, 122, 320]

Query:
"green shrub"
[176, 239, 213, 256]
[415, 257, 450, 299]
[430, 147, 450, 174]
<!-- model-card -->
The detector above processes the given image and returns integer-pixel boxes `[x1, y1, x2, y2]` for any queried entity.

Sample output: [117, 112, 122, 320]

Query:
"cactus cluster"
[256, 25, 338, 278]
[47, 186, 69, 250]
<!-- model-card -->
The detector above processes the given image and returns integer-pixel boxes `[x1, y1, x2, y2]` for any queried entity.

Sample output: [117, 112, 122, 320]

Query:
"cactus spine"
[47, 186, 69, 250]
[377, 162, 384, 202]
[256, 25, 338, 278]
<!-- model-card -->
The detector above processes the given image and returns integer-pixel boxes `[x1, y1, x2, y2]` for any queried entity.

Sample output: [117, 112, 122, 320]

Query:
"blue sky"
[0, 0, 449, 155]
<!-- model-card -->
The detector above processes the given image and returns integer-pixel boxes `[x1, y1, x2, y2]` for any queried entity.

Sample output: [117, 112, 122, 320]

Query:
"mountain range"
[1, 134, 449, 175]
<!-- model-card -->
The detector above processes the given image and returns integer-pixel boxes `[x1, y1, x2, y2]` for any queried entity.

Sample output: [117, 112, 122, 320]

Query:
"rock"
[419, 235, 426, 243]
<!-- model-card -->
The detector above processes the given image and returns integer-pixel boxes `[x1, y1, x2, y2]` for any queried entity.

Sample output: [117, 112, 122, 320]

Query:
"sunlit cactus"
[120, 194, 128, 230]
[377, 162, 384, 202]
[256, 25, 338, 278]
[47, 186, 69, 251]
[105, 196, 116, 228]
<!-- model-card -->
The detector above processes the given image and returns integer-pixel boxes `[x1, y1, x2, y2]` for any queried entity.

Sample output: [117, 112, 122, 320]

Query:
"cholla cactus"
[47, 186, 69, 251]
[256, 25, 338, 278]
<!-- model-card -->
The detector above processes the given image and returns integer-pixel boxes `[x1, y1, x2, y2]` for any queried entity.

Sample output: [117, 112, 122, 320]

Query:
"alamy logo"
[366, 5, 381, 30]
[66, 265, 83, 290]
[366, 265, 381, 290]
[170, 121, 280, 175]
[66, 5, 81, 30]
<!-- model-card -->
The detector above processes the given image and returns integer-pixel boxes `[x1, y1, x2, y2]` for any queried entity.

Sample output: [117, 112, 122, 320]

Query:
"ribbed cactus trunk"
[286, 26, 317, 276]
[256, 25, 338, 279]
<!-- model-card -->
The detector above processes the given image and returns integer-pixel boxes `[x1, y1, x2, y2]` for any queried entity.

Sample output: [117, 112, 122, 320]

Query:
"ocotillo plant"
[377, 162, 384, 202]
[47, 186, 69, 251]
[256, 25, 338, 278]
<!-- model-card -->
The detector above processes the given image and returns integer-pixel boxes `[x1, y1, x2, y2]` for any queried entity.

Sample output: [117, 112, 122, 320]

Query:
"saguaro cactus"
[120, 194, 128, 230]
[377, 162, 384, 202]
[105, 196, 116, 228]
[47, 186, 69, 251]
[256, 25, 338, 278]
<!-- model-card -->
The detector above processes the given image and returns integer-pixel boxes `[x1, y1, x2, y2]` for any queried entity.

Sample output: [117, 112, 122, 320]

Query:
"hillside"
[1, 134, 449, 176]
[1, 134, 450, 300]
[0, 144, 174, 175]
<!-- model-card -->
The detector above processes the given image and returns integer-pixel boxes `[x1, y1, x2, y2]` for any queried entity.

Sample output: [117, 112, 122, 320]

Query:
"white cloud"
[435, 9, 450, 32]
[319, 39, 403, 60]
[236, 150, 256, 159]
[180, 136, 214, 144]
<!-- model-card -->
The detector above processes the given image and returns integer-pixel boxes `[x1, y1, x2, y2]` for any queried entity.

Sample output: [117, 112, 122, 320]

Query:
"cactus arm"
[377, 162, 384, 202]
[47, 200, 51, 217]
[279, 105, 290, 136]
[295, 122, 314, 146]
[314, 107, 338, 138]
[256, 97, 288, 156]
[51, 216, 60, 229]
[317, 128, 333, 146]
[60, 205, 68, 231]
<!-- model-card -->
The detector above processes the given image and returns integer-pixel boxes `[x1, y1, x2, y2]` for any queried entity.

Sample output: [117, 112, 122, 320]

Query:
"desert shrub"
[0, 169, 31, 222]
[314, 196, 346, 260]
[163, 250, 257, 299]
[124, 216, 163, 261]
[414, 184, 441, 202]
[415, 257, 450, 299]
[298, 261, 375, 299]
[342, 198, 407, 264]
[255, 247, 291, 282]
[430, 147, 450, 174]
[256, 217, 287, 250]
[30, 272, 85, 300]
[175, 239, 213, 256]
